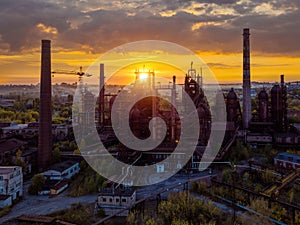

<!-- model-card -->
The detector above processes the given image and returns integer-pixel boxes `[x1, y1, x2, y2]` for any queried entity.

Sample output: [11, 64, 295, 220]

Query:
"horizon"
[0, 50, 299, 85]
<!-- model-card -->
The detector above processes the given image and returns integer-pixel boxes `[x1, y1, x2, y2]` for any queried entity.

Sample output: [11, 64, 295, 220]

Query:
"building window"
[0, 176, 3, 180]
[116, 198, 119, 203]
[122, 198, 127, 203]
[109, 198, 112, 202]
[102, 197, 106, 202]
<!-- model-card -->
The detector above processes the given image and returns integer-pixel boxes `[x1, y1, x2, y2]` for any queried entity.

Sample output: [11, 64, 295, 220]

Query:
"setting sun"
[139, 73, 149, 80]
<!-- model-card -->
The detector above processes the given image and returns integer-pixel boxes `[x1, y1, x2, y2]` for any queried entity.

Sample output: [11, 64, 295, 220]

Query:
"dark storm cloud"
[0, 0, 299, 56]
[147, 0, 238, 12]
[0, 0, 83, 53]
[60, 9, 237, 53]
[231, 11, 300, 55]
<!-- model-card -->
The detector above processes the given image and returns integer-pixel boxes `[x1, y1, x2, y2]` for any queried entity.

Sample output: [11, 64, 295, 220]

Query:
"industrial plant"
[0, 28, 300, 225]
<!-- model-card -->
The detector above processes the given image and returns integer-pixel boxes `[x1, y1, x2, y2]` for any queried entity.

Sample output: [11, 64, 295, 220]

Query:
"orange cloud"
[36, 23, 58, 35]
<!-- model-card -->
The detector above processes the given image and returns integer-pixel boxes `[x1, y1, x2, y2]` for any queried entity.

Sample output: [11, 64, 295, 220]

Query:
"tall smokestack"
[280, 74, 285, 86]
[242, 28, 251, 129]
[171, 75, 176, 142]
[99, 63, 105, 127]
[38, 40, 52, 169]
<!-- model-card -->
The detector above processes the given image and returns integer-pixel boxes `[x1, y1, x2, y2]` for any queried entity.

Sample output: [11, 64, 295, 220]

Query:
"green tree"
[158, 192, 221, 225]
[262, 169, 275, 184]
[241, 198, 276, 225]
[222, 169, 232, 183]
[52, 147, 61, 163]
[28, 174, 45, 195]
[74, 149, 81, 154]
[15, 149, 26, 171]
[271, 203, 287, 222]
[126, 210, 139, 225]
[52, 117, 66, 124]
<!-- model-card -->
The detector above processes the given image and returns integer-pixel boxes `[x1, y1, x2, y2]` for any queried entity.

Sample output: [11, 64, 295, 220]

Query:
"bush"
[0, 206, 11, 217]
[28, 174, 45, 195]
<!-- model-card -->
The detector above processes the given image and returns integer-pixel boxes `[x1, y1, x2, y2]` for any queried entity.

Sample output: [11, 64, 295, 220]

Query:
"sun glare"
[139, 73, 148, 80]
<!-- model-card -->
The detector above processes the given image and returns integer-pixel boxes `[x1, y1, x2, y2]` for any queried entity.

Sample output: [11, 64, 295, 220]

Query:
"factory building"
[225, 88, 242, 131]
[271, 75, 288, 132]
[274, 153, 300, 170]
[0, 166, 23, 208]
[96, 188, 136, 216]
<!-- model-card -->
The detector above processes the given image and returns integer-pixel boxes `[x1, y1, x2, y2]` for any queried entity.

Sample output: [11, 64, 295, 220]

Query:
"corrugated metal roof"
[274, 152, 300, 164]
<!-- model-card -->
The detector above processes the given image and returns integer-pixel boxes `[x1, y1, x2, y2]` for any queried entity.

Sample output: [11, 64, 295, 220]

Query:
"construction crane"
[52, 66, 93, 127]
[52, 66, 92, 83]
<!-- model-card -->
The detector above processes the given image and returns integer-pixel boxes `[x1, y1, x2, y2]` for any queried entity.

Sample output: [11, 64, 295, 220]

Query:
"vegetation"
[53, 141, 77, 152]
[191, 180, 208, 194]
[126, 191, 223, 225]
[15, 149, 26, 171]
[0, 109, 39, 123]
[49, 203, 103, 225]
[69, 161, 106, 196]
[287, 97, 300, 111]
[239, 198, 288, 225]
[227, 141, 251, 163]
[0, 94, 71, 124]
[52, 116, 67, 124]
[51, 147, 61, 164]
[28, 174, 45, 195]
[0, 206, 11, 218]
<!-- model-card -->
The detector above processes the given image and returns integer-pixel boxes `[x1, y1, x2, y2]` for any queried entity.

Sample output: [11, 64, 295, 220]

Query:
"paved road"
[0, 183, 98, 224]
[0, 171, 211, 224]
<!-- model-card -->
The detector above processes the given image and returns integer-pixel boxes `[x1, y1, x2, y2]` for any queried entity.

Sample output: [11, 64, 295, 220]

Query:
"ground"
[0, 170, 212, 224]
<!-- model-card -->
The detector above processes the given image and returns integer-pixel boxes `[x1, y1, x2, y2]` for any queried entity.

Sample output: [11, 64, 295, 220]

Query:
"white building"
[43, 160, 80, 180]
[0, 166, 23, 208]
[97, 188, 136, 216]
[274, 152, 300, 170]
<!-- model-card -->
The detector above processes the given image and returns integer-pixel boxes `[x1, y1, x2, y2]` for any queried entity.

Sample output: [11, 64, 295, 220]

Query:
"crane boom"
[51, 66, 92, 77]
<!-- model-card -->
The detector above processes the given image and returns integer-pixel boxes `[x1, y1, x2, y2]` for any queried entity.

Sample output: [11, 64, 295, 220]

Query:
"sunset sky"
[0, 0, 299, 84]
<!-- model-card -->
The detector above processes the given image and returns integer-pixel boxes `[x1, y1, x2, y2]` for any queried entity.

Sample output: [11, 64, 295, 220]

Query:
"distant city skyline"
[0, 0, 300, 84]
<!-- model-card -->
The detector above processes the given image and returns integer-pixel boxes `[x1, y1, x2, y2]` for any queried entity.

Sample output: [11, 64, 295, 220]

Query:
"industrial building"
[0, 166, 23, 208]
[83, 28, 299, 176]
[224, 29, 299, 146]
[274, 152, 300, 169]
[42, 160, 80, 181]
[4, 28, 296, 175]
[96, 188, 136, 216]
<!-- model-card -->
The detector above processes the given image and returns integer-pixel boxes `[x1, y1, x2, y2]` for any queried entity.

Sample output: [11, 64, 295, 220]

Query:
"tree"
[126, 210, 139, 225]
[73, 149, 81, 154]
[241, 198, 276, 225]
[262, 169, 275, 184]
[289, 189, 295, 203]
[15, 149, 26, 171]
[222, 169, 232, 183]
[51, 147, 61, 163]
[158, 192, 222, 225]
[28, 174, 45, 195]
